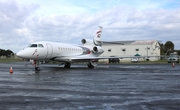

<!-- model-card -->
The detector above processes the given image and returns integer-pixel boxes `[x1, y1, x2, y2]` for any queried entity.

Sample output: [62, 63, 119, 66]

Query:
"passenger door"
[46, 43, 53, 59]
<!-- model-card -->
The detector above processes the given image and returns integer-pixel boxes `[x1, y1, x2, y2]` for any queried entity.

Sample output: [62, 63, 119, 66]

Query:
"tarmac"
[0, 62, 180, 110]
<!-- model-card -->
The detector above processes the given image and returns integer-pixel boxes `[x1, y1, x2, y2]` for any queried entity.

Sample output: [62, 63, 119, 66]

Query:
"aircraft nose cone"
[16, 50, 23, 58]
[16, 49, 37, 59]
[17, 50, 28, 58]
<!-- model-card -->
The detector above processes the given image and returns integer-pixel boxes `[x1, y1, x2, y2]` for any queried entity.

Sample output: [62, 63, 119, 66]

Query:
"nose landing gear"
[34, 60, 40, 71]
[35, 67, 40, 71]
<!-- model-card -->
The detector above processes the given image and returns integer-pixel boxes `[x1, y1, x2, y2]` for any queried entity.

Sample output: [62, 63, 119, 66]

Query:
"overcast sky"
[0, 0, 180, 53]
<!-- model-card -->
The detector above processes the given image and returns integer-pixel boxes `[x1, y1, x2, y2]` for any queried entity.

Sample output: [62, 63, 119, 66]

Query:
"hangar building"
[100, 40, 160, 62]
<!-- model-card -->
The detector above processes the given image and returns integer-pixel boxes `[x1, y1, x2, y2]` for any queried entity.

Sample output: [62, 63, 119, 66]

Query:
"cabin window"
[108, 49, 111, 52]
[122, 48, 126, 51]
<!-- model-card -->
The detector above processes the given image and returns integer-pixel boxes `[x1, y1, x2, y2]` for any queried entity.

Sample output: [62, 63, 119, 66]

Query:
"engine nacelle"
[93, 46, 104, 54]
[81, 39, 94, 45]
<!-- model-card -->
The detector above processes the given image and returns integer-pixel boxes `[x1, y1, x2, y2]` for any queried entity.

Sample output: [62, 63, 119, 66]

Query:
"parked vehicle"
[167, 52, 179, 63]
[131, 58, 139, 63]
[109, 56, 120, 63]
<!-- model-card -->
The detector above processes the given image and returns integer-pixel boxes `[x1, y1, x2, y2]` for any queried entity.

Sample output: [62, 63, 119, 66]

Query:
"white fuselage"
[17, 41, 103, 62]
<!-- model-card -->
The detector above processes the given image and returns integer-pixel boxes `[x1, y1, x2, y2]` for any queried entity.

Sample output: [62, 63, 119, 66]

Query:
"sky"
[0, 0, 180, 53]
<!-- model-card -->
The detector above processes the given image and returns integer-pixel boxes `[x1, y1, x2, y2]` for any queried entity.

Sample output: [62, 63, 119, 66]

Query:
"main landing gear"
[64, 62, 71, 68]
[62, 61, 96, 69]
[87, 60, 97, 69]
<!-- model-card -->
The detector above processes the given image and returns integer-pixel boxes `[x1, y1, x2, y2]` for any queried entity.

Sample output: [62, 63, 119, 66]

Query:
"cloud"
[0, 0, 39, 51]
[0, 0, 180, 53]
[0, 0, 38, 29]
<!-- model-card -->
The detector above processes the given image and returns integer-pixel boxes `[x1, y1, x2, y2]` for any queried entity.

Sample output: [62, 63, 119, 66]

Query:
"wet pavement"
[0, 62, 180, 110]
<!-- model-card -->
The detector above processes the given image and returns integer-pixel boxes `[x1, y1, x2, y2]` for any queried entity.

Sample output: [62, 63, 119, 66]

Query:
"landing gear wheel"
[64, 63, 71, 68]
[35, 67, 40, 71]
[87, 60, 96, 69]
[88, 63, 95, 69]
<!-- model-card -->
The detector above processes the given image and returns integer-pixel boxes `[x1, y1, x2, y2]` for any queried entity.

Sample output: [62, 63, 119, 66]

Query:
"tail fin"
[93, 26, 103, 46]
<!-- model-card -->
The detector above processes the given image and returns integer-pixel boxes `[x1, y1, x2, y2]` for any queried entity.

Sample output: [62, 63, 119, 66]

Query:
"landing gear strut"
[34, 60, 40, 71]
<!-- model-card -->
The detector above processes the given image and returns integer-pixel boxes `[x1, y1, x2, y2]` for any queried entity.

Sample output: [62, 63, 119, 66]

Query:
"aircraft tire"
[87, 63, 95, 69]
[35, 67, 40, 71]
[64, 63, 71, 68]
[87, 60, 96, 69]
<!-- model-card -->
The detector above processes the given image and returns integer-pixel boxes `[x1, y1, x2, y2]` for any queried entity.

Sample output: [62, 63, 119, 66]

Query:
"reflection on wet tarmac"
[0, 62, 180, 109]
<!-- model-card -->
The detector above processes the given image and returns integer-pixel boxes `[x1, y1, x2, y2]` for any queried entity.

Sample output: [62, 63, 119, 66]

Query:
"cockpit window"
[29, 44, 37, 47]
[28, 44, 44, 48]
[38, 44, 44, 48]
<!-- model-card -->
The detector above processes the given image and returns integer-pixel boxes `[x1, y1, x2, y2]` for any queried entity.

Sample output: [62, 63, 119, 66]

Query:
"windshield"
[169, 55, 178, 58]
[28, 44, 37, 47]
[28, 44, 44, 48]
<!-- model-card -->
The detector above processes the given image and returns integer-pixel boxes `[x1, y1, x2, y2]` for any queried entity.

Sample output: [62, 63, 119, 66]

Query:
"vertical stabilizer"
[94, 26, 103, 46]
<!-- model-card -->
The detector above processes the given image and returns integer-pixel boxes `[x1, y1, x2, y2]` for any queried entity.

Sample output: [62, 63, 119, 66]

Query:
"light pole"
[145, 46, 150, 61]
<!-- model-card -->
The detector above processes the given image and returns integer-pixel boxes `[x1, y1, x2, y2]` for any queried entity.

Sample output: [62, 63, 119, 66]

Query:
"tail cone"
[9, 67, 13, 74]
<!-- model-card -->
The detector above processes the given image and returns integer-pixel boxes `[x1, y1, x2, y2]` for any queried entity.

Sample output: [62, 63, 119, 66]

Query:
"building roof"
[106, 40, 157, 45]
[131, 40, 155, 45]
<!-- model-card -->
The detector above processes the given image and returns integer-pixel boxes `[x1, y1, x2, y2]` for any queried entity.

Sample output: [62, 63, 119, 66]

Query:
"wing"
[52, 56, 116, 62]
[52, 55, 162, 62]
[71, 55, 162, 61]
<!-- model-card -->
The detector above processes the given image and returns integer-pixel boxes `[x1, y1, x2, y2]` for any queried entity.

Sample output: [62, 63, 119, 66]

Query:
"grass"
[124, 60, 168, 64]
[0, 58, 23, 63]
[101, 60, 169, 64]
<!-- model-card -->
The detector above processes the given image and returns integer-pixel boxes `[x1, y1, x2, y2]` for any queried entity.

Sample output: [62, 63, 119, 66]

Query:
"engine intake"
[81, 39, 86, 44]
[93, 46, 104, 54]
[81, 39, 94, 46]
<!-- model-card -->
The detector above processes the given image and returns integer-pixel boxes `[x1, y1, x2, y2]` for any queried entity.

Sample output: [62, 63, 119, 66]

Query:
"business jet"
[17, 26, 116, 71]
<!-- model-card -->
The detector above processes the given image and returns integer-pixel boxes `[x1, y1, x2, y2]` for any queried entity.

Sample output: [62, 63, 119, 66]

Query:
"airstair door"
[46, 43, 53, 59]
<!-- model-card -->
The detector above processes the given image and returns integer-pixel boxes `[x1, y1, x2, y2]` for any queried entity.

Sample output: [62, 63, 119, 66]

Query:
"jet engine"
[93, 46, 104, 54]
[81, 39, 94, 46]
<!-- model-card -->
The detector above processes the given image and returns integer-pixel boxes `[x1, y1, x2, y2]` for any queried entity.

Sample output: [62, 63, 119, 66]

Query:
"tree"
[5, 49, 14, 57]
[164, 41, 174, 55]
[0, 49, 5, 56]
[176, 50, 180, 55]
[0, 49, 14, 57]
[159, 43, 165, 55]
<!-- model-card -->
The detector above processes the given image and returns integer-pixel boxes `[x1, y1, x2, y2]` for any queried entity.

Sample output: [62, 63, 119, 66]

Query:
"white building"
[101, 40, 160, 62]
